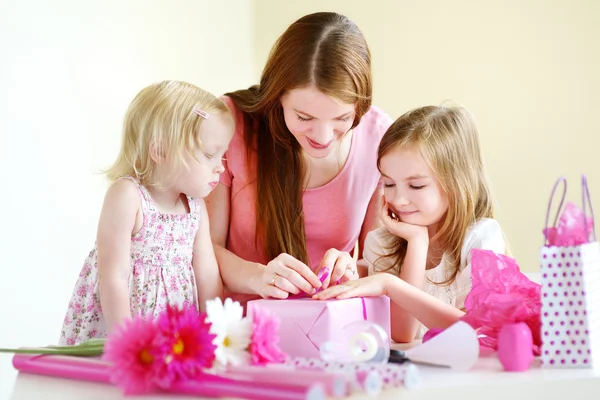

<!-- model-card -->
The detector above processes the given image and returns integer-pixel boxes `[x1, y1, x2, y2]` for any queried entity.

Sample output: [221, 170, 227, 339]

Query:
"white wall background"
[1, 0, 598, 398]
[0, 0, 256, 396]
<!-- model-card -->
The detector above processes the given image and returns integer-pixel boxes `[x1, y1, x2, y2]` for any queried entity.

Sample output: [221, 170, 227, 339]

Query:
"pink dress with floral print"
[59, 177, 201, 345]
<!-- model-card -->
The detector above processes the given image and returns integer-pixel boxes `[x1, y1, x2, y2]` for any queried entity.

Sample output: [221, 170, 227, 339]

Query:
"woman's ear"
[150, 141, 167, 164]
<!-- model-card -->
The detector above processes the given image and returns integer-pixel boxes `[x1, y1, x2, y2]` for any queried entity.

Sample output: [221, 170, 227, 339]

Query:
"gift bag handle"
[581, 174, 597, 242]
[544, 177, 567, 245]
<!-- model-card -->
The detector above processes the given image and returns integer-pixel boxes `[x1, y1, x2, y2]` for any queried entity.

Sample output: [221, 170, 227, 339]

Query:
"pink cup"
[497, 322, 534, 372]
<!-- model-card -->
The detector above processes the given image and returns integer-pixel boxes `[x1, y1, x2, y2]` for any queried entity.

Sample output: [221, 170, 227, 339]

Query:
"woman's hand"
[254, 253, 322, 299]
[381, 199, 429, 243]
[317, 248, 359, 289]
[312, 273, 393, 300]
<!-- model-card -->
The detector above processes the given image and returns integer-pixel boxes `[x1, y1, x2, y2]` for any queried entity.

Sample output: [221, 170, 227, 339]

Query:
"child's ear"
[150, 141, 167, 164]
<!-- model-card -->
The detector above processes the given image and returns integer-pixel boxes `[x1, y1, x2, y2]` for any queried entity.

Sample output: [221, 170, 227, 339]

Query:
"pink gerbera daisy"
[152, 304, 217, 389]
[249, 306, 287, 365]
[102, 316, 159, 394]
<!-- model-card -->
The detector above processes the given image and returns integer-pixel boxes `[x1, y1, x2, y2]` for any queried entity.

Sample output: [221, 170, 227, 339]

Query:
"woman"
[206, 12, 392, 304]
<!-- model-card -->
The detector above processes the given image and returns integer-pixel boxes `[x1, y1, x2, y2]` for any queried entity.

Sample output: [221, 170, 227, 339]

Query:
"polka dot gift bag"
[540, 175, 600, 368]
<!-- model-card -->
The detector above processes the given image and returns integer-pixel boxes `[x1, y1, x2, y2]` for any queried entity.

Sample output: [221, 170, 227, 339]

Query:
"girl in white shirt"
[314, 104, 506, 342]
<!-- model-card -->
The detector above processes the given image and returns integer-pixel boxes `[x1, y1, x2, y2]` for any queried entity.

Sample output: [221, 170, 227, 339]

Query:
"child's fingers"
[379, 200, 389, 220]
[313, 284, 349, 300]
[312, 288, 332, 299]
[336, 281, 371, 299]
[337, 287, 361, 299]
[379, 205, 397, 230]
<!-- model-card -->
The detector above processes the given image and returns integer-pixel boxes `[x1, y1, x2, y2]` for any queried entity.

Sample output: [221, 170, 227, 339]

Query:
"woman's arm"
[192, 199, 223, 311]
[206, 184, 321, 299]
[205, 184, 262, 295]
[96, 179, 140, 332]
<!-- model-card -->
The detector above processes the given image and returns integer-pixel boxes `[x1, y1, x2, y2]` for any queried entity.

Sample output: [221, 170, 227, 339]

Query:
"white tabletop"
[5, 349, 600, 400]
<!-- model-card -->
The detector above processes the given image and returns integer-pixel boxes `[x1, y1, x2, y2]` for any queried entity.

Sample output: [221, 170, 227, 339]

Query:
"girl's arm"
[96, 179, 141, 333]
[385, 221, 506, 336]
[314, 272, 464, 341]
[319, 226, 450, 342]
[368, 203, 432, 342]
[383, 273, 465, 333]
[192, 199, 223, 311]
[389, 238, 429, 342]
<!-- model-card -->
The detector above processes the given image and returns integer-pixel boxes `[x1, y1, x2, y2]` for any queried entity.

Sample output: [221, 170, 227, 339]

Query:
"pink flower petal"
[103, 317, 159, 394]
[249, 306, 287, 365]
[151, 305, 217, 389]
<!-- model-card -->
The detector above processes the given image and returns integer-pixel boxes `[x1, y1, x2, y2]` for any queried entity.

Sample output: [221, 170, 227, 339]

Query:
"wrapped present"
[246, 297, 391, 359]
[540, 175, 600, 368]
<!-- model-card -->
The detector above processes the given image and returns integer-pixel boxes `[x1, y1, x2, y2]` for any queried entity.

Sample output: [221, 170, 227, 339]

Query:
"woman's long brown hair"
[225, 12, 372, 264]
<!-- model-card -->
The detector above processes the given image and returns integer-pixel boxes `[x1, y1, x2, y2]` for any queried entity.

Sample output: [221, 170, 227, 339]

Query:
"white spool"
[348, 332, 379, 362]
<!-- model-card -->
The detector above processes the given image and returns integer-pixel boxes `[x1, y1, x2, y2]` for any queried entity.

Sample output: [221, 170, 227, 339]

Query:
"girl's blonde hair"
[376, 104, 496, 285]
[106, 80, 231, 187]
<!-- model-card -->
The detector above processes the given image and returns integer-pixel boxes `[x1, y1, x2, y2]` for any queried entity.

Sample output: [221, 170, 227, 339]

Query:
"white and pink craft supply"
[287, 357, 421, 391]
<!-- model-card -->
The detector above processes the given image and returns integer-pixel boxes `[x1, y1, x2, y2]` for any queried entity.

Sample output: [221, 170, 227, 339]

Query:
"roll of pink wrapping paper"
[12, 353, 327, 400]
[170, 377, 326, 400]
[226, 364, 349, 397]
[12, 354, 110, 383]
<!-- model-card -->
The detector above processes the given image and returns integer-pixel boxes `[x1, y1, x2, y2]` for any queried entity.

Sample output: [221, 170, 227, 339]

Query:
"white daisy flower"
[205, 297, 253, 367]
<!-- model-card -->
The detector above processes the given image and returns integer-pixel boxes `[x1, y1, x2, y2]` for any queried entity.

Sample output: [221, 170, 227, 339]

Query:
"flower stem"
[0, 339, 105, 357]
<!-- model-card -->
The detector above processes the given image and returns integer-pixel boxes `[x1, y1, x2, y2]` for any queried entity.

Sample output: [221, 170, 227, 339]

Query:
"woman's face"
[280, 86, 356, 159]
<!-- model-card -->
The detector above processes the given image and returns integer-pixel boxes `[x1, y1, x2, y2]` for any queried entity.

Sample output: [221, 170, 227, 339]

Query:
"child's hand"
[380, 199, 429, 243]
[316, 248, 358, 289]
[312, 274, 391, 300]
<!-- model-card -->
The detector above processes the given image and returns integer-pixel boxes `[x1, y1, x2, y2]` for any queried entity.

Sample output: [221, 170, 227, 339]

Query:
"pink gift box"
[247, 297, 391, 359]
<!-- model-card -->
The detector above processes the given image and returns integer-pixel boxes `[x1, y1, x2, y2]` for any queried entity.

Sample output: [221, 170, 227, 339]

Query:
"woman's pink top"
[220, 95, 392, 270]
